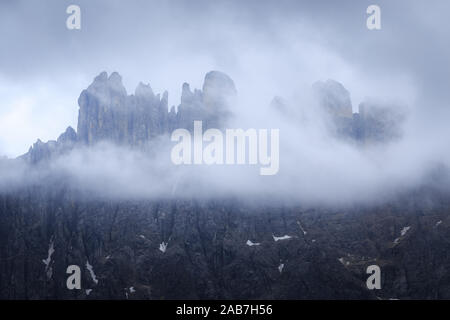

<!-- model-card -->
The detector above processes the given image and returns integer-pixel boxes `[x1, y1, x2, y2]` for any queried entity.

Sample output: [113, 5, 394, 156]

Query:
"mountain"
[76, 70, 236, 145]
[0, 71, 449, 300]
[313, 79, 406, 143]
[22, 72, 403, 165]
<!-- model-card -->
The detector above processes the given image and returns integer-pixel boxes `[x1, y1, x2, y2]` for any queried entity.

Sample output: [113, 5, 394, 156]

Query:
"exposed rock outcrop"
[313, 79, 353, 119]
[76, 71, 236, 146]
[21, 126, 77, 164]
[22, 72, 405, 165]
[312, 79, 406, 143]
[22, 70, 237, 163]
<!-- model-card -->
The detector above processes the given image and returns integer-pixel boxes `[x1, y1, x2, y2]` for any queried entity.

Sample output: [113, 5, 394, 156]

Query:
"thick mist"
[0, 0, 449, 206]
[1, 75, 449, 207]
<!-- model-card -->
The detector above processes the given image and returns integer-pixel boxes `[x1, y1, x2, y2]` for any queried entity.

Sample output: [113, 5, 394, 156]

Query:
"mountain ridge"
[21, 71, 403, 164]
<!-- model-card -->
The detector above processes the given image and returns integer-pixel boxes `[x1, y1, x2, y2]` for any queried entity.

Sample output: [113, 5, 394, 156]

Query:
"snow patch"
[436, 220, 442, 227]
[338, 257, 348, 266]
[86, 261, 99, 285]
[246, 240, 260, 246]
[401, 226, 411, 236]
[272, 234, 292, 242]
[297, 221, 307, 235]
[42, 240, 55, 279]
[159, 242, 168, 253]
[139, 235, 146, 239]
[394, 226, 411, 244]
[86, 289, 92, 296]
[278, 263, 284, 273]
[129, 287, 136, 293]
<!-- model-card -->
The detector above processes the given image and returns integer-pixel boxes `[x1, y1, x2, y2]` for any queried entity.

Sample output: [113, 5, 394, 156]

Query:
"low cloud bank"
[1, 85, 449, 208]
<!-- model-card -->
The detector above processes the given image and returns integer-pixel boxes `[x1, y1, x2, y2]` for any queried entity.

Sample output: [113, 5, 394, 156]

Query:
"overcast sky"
[0, 0, 449, 157]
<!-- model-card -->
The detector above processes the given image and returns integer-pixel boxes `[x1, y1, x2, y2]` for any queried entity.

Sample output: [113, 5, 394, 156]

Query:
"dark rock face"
[1, 189, 449, 299]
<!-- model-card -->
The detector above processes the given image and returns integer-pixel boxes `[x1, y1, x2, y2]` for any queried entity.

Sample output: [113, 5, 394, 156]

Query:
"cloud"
[1, 78, 449, 208]
[0, 0, 449, 206]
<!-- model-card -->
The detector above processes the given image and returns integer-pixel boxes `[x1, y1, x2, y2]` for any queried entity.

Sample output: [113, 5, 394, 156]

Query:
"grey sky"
[0, 0, 449, 156]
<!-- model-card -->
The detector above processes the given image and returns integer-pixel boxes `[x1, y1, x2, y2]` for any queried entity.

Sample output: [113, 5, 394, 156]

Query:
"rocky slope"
[1, 187, 450, 299]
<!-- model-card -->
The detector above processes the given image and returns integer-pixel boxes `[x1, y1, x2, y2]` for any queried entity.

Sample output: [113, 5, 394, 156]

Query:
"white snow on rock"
[297, 221, 307, 235]
[129, 287, 136, 293]
[246, 240, 260, 246]
[272, 234, 292, 242]
[394, 226, 411, 244]
[139, 235, 146, 239]
[401, 226, 411, 236]
[278, 263, 284, 273]
[338, 257, 349, 266]
[86, 289, 92, 296]
[42, 240, 55, 279]
[436, 220, 442, 227]
[86, 261, 99, 285]
[159, 242, 168, 253]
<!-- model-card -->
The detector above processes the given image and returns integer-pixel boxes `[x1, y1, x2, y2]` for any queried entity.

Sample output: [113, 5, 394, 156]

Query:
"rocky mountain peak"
[202, 71, 237, 110]
[313, 79, 353, 119]
[135, 82, 155, 100]
[94, 71, 108, 82]
[57, 126, 77, 144]
[86, 71, 127, 97]
[203, 71, 236, 96]
[181, 82, 194, 104]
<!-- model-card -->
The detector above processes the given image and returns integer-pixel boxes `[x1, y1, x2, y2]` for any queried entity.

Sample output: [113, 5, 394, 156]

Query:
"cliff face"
[313, 79, 406, 143]
[77, 72, 168, 146]
[2, 71, 446, 300]
[76, 70, 236, 146]
[1, 188, 450, 299]
[22, 72, 402, 164]
[21, 127, 77, 164]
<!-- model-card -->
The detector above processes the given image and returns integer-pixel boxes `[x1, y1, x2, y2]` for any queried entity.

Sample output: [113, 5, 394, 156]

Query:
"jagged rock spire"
[313, 79, 353, 118]
[23, 70, 238, 163]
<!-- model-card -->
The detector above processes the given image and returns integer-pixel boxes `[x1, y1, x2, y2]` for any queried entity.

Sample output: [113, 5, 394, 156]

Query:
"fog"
[1, 78, 449, 206]
[0, 0, 449, 206]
